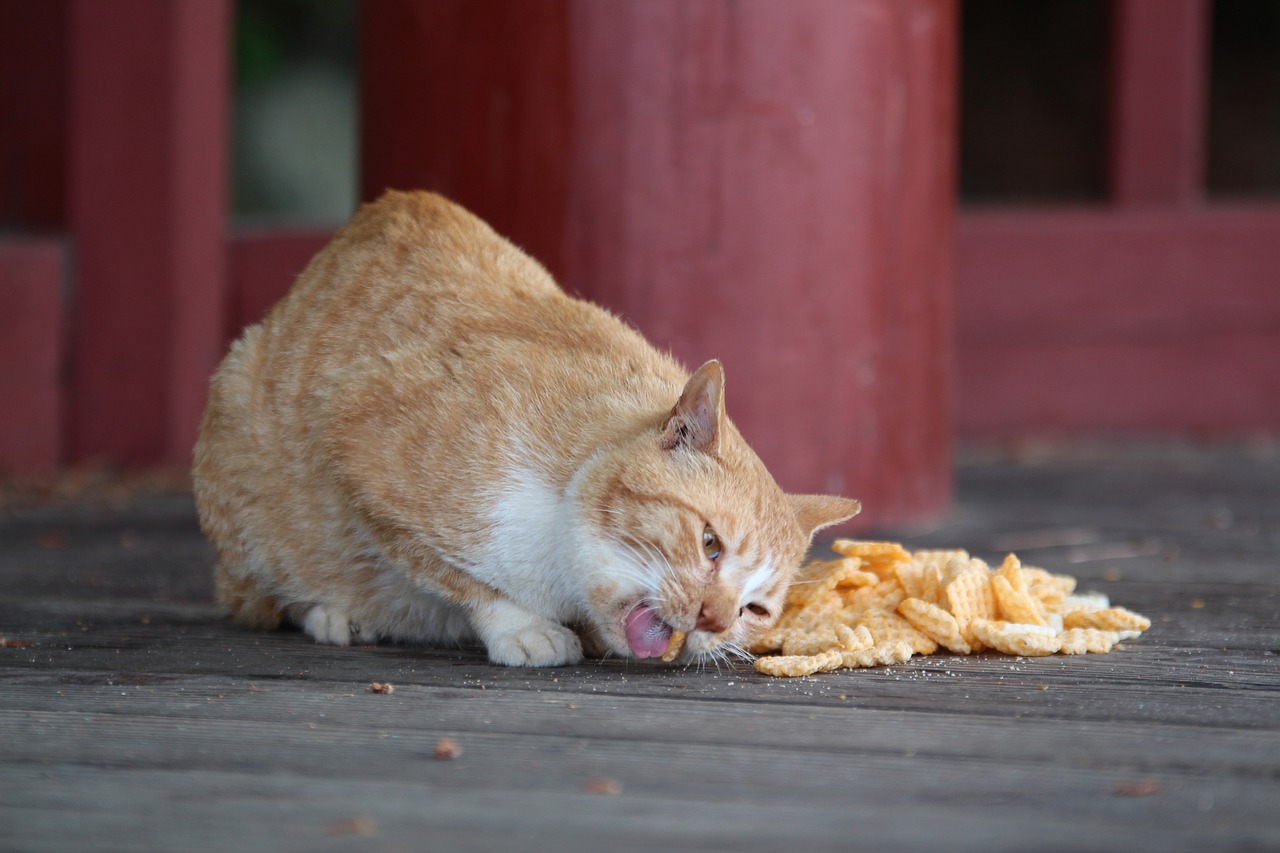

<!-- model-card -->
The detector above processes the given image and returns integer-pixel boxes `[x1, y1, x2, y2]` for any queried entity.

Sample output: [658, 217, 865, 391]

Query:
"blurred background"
[2, 0, 1277, 526]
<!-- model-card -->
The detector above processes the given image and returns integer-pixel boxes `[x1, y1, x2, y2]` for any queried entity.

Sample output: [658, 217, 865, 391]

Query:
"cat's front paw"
[470, 599, 584, 667]
[487, 622, 584, 667]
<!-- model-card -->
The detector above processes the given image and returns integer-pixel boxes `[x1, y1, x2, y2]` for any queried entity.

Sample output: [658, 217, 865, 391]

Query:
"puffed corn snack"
[751, 541, 1150, 677]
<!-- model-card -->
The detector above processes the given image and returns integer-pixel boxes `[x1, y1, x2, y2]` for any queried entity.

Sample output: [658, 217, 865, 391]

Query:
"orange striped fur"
[193, 191, 858, 666]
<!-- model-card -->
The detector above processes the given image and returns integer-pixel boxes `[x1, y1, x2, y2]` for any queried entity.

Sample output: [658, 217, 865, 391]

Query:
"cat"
[192, 190, 860, 667]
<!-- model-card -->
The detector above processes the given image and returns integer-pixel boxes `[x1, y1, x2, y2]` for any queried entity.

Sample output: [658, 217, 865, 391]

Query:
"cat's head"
[573, 360, 860, 664]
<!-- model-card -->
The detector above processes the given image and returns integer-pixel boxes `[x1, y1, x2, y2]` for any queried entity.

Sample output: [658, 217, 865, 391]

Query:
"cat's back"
[204, 190, 682, 461]
[260, 191, 565, 377]
[210, 191, 618, 430]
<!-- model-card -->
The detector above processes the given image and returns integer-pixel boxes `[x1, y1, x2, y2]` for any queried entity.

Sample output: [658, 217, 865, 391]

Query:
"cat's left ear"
[789, 493, 862, 538]
[660, 360, 725, 456]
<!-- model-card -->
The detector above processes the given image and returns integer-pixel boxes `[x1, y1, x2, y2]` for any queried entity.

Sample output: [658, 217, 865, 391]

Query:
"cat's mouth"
[622, 602, 674, 658]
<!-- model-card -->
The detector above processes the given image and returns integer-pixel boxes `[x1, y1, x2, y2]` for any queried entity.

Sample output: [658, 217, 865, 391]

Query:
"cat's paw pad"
[302, 604, 364, 646]
[486, 623, 584, 668]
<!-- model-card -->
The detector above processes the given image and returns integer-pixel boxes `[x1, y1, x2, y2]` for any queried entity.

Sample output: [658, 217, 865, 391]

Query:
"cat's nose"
[695, 603, 732, 634]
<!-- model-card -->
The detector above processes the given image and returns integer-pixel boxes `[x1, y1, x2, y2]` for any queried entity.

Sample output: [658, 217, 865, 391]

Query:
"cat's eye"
[702, 526, 721, 560]
[742, 603, 770, 618]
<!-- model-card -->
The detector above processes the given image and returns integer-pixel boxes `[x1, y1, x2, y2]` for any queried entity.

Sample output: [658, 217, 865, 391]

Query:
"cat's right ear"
[789, 493, 861, 538]
[660, 360, 725, 455]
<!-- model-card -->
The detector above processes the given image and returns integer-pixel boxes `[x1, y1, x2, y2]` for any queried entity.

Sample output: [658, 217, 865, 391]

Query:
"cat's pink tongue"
[624, 604, 672, 659]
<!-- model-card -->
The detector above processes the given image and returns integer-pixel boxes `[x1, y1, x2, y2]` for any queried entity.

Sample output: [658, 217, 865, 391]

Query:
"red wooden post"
[0, 241, 66, 475]
[563, 1, 955, 522]
[360, 0, 571, 279]
[1110, 0, 1209, 205]
[67, 0, 230, 466]
[361, 0, 956, 525]
[0, 0, 70, 231]
[228, 230, 334, 337]
[0, 0, 71, 474]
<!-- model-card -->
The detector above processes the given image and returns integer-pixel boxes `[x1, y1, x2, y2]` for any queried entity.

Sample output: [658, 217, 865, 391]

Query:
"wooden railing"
[3, 0, 1277, 519]
[955, 0, 1280, 437]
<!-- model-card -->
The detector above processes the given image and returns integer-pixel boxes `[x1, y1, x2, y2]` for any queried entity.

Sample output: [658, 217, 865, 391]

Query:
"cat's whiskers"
[624, 539, 683, 615]
[608, 539, 674, 606]
[593, 514, 682, 616]
[718, 639, 754, 662]
[696, 645, 727, 671]
[685, 635, 754, 675]
[606, 557, 661, 599]
[634, 537, 677, 581]
[616, 535, 667, 575]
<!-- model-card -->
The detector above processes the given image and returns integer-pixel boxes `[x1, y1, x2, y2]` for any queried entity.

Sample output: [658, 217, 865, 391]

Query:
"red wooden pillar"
[67, 0, 230, 466]
[228, 230, 335, 339]
[1110, 0, 1209, 205]
[0, 0, 69, 231]
[0, 241, 66, 475]
[565, 1, 955, 522]
[0, 0, 70, 474]
[362, 0, 956, 525]
[360, 0, 572, 279]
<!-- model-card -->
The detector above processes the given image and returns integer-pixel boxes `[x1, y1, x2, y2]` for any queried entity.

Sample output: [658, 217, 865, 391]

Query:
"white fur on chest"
[475, 467, 584, 621]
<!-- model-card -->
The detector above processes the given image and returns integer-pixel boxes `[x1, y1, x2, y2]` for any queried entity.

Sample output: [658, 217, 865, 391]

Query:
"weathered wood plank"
[3, 682, 1278, 777]
[2, 629, 1275, 731]
[3, 707, 1275, 853]
[11, 761, 1263, 853]
[1, 443, 1277, 851]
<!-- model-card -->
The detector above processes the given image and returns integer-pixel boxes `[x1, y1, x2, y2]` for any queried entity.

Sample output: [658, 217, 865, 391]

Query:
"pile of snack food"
[749, 540, 1151, 677]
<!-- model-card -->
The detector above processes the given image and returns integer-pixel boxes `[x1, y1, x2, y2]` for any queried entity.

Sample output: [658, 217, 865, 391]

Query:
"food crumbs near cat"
[433, 737, 463, 760]
[750, 539, 1151, 678]
[325, 815, 378, 838]
[585, 777, 623, 796]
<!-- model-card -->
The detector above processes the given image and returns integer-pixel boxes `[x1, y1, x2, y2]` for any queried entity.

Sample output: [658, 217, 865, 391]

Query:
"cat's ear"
[660, 359, 725, 455]
[788, 493, 861, 537]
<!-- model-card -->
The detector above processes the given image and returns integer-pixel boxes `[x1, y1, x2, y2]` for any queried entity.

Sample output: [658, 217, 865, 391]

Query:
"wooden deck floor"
[2, 443, 1278, 852]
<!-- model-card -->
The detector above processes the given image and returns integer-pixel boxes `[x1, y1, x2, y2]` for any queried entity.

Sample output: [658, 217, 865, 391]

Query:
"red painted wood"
[360, 0, 571, 279]
[564, 1, 955, 523]
[227, 229, 334, 338]
[956, 206, 1280, 436]
[0, 240, 65, 474]
[0, 0, 69, 230]
[360, 0, 956, 525]
[1110, 0, 1209, 205]
[67, 0, 230, 466]
[959, 334, 1280, 437]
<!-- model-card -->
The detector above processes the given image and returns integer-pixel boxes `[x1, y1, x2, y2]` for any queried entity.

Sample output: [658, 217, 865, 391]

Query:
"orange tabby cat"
[193, 191, 859, 667]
